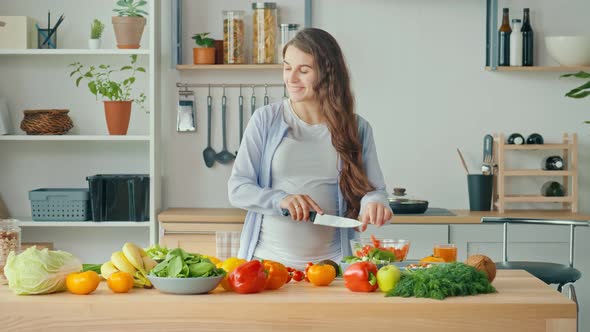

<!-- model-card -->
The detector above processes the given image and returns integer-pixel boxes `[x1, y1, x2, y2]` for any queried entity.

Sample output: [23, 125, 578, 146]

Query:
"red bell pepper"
[228, 260, 268, 294]
[343, 261, 378, 292]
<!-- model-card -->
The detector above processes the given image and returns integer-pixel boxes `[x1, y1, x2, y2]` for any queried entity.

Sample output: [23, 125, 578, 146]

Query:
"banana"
[111, 251, 137, 276]
[100, 261, 119, 279]
[142, 255, 158, 271]
[122, 242, 145, 273]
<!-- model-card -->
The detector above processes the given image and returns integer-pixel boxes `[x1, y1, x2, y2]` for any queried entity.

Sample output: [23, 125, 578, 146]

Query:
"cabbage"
[4, 246, 82, 295]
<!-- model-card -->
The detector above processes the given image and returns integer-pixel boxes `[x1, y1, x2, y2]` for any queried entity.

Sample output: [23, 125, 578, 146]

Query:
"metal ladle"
[202, 85, 216, 168]
[215, 86, 236, 164]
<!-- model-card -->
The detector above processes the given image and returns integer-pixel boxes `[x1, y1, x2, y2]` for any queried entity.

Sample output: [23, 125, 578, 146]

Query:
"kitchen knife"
[281, 209, 362, 228]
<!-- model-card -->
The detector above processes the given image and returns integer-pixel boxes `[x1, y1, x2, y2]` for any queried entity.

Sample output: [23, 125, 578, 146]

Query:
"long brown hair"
[283, 28, 375, 219]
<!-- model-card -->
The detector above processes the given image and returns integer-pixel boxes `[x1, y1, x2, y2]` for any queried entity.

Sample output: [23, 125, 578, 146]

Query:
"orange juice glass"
[433, 244, 457, 262]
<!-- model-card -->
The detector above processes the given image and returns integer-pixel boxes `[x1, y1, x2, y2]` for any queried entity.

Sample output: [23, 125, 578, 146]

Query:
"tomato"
[307, 264, 336, 286]
[292, 270, 304, 282]
[66, 271, 100, 295]
[107, 271, 134, 293]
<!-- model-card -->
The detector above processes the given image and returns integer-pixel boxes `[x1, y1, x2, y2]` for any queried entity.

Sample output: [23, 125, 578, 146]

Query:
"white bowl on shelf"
[545, 36, 590, 66]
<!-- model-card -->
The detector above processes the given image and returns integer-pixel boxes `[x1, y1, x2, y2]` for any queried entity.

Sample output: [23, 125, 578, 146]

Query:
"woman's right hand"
[280, 194, 323, 222]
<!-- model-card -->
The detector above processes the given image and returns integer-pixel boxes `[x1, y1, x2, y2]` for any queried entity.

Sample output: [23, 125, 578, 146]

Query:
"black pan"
[388, 198, 429, 214]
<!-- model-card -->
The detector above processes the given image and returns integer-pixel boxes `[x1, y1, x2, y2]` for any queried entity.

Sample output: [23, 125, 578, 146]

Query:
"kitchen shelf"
[498, 195, 573, 203]
[176, 64, 283, 70]
[504, 170, 573, 176]
[17, 219, 151, 227]
[0, 49, 150, 55]
[503, 144, 570, 150]
[0, 135, 150, 141]
[485, 66, 590, 72]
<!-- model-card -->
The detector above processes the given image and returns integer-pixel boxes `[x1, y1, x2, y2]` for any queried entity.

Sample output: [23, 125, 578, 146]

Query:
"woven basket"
[20, 109, 74, 135]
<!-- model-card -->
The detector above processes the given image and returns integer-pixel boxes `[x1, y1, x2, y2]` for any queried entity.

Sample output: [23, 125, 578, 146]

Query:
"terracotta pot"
[193, 48, 216, 64]
[112, 16, 146, 49]
[103, 101, 132, 135]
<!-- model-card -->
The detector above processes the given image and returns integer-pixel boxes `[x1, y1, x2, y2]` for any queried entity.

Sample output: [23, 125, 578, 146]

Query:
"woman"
[228, 28, 392, 270]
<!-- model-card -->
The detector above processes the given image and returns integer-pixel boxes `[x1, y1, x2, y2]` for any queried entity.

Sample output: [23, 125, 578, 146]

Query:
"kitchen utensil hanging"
[176, 87, 196, 132]
[263, 84, 270, 106]
[251, 85, 257, 116]
[202, 85, 216, 168]
[215, 86, 236, 164]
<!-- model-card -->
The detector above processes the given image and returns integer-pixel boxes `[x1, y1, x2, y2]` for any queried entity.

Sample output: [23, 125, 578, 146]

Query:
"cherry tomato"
[292, 270, 304, 282]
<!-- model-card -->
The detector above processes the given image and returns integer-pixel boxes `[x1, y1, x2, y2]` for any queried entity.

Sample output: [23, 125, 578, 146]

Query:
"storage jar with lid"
[252, 2, 278, 64]
[0, 219, 21, 284]
[223, 10, 245, 64]
[279, 23, 300, 61]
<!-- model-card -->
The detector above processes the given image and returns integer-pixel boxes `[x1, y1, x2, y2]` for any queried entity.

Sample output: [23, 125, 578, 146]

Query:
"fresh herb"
[149, 248, 226, 278]
[90, 19, 105, 39]
[386, 262, 496, 300]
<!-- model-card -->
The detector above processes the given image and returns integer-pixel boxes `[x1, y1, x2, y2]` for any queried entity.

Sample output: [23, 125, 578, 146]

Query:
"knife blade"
[280, 209, 362, 228]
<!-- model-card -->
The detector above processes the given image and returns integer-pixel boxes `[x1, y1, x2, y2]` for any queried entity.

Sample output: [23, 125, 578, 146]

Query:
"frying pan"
[388, 188, 429, 214]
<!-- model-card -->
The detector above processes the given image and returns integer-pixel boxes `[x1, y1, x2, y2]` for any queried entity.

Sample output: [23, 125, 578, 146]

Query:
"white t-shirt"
[253, 99, 341, 270]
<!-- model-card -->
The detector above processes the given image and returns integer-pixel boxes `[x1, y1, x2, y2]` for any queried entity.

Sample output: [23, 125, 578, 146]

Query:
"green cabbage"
[4, 246, 82, 295]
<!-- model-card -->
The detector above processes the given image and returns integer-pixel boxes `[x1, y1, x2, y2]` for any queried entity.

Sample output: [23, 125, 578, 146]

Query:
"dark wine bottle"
[541, 156, 565, 170]
[521, 8, 534, 66]
[541, 181, 565, 197]
[507, 133, 525, 145]
[526, 133, 544, 144]
[498, 8, 512, 66]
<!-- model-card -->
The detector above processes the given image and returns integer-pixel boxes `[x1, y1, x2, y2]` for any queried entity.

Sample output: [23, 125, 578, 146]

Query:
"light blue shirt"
[227, 101, 390, 260]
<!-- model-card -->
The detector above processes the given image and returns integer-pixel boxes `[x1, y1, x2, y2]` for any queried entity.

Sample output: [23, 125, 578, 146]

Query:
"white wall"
[159, 0, 590, 329]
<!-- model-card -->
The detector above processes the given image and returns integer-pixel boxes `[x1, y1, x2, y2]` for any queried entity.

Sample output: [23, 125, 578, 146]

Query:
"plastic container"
[252, 2, 278, 64]
[86, 174, 149, 222]
[28, 188, 90, 221]
[0, 219, 21, 284]
[279, 23, 300, 61]
[223, 10, 245, 64]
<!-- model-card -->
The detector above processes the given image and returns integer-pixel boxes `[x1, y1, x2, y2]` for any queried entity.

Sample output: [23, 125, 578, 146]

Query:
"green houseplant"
[191, 32, 215, 64]
[112, 0, 148, 49]
[69, 55, 146, 135]
[89, 19, 105, 49]
[562, 71, 590, 123]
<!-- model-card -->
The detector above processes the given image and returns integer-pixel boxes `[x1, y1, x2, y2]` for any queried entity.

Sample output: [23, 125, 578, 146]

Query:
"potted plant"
[112, 0, 148, 49]
[562, 71, 590, 123]
[89, 19, 105, 49]
[191, 32, 215, 64]
[69, 55, 146, 135]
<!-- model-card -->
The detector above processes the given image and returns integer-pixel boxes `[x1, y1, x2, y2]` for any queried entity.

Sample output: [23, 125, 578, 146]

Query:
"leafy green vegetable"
[145, 244, 169, 261]
[149, 247, 225, 278]
[342, 248, 396, 264]
[82, 264, 102, 274]
[386, 263, 496, 300]
[4, 247, 82, 295]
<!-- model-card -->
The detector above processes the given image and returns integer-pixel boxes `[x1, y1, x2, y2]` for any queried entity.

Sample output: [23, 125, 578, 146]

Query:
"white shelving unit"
[0, 0, 160, 262]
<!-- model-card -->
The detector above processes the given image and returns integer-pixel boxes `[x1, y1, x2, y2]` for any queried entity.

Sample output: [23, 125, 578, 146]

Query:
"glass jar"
[223, 10, 245, 64]
[252, 2, 278, 64]
[0, 219, 21, 284]
[279, 23, 300, 61]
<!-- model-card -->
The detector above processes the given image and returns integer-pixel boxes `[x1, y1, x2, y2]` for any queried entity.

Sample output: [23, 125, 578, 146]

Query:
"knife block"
[492, 133, 578, 213]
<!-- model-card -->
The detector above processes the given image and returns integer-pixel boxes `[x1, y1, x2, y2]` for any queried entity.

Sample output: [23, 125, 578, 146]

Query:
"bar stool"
[481, 217, 588, 332]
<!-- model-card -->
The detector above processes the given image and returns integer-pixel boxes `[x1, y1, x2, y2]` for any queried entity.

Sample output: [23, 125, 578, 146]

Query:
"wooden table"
[0, 270, 575, 332]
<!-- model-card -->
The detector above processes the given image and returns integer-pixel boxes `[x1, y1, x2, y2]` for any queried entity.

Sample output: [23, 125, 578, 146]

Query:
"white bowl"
[545, 36, 590, 66]
[147, 275, 224, 295]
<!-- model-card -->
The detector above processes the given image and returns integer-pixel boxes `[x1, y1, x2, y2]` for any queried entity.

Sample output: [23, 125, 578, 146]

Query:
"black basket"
[86, 174, 149, 222]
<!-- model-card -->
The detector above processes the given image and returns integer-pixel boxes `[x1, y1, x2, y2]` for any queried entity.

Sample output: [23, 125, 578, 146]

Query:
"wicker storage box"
[29, 188, 90, 221]
[20, 109, 73, 135]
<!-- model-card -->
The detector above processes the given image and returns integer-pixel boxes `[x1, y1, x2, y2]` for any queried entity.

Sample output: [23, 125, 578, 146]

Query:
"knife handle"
[281, 208, 317, 222]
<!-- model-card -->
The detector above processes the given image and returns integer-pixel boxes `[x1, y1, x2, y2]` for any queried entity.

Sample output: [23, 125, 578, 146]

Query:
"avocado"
[319, 259, 341, 277]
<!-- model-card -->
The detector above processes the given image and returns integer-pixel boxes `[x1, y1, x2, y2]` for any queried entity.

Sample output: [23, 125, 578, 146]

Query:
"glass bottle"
[526, 133, 544, 144]
[0, 219, 21, 284]
[279, 23, 300, 62]
[521, 8, 534, 66]
[507, 133, 525, 145]
[541, 181, 565, 197]
[252, 2, 278, 64]
[223, 10, 245, 64]
[498, 8, 511, 66]
[542, 156, 565, 171]
[509, 19, 522, 66]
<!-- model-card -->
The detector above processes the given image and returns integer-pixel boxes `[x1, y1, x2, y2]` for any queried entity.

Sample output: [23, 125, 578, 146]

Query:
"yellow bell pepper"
[202, 255, 221, 266]
[219, 257, 247, 291]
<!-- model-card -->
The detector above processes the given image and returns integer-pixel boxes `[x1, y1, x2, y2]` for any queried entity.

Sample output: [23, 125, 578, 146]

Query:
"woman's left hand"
[358, 202, 393, 232]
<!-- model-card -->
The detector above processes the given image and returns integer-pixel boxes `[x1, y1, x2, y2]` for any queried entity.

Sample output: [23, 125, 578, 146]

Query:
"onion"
[465, 255, 496, 283]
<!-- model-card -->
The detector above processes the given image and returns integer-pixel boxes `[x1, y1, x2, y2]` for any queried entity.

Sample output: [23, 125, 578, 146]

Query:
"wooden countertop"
[158, 208, 589, 224]
[0, 270, 575, 332]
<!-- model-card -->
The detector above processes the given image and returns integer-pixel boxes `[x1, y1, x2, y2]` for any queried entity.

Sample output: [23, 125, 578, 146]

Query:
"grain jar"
[223, 10, 245, 64]
[252, 2, 278, 64]
[0, 219, 21, 284]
